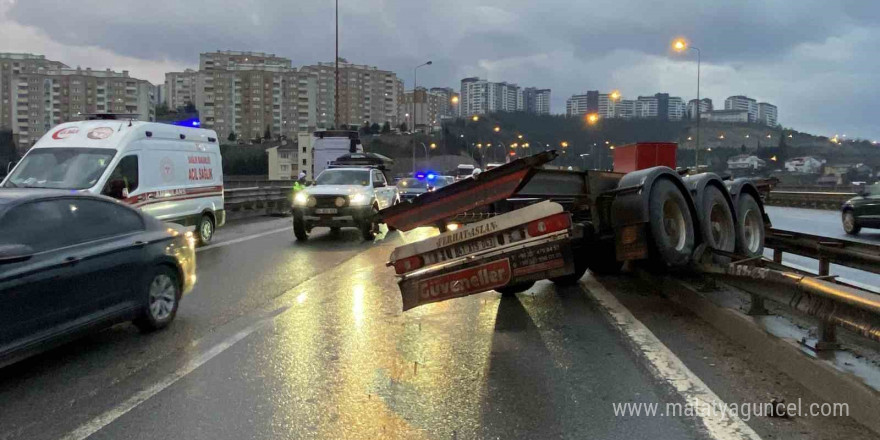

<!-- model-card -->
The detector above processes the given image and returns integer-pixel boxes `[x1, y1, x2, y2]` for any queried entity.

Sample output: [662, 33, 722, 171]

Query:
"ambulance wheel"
[196, 214, 214, 245]
[293, 217, 309, 241]
[496, 281, 535, 297]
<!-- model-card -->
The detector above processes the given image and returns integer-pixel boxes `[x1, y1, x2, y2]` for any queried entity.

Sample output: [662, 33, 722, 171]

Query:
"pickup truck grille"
[313, 195, 347, 208]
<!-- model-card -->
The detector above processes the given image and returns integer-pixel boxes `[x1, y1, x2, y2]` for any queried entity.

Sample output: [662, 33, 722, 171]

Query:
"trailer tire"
[735, 193, 764, 256]
[585, 241, 623, 275]
[551, 253, 588, 285]
[496, 281, 535, 297]
[648, 179, 695, 267]
[700, 186, 736, 253]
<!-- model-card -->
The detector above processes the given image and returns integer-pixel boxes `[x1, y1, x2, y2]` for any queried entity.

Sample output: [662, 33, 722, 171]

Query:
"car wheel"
[360, 204, 379, 241]
[133, 266, 181, 332]
[196, 214, 214, 246]
[294, 216, 309, 241]
[843, 210, 861, 235]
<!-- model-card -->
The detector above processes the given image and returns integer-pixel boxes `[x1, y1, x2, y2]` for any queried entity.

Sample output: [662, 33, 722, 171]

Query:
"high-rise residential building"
[400, 87, 444, 131]
[459, 77, 523, 116]
[724, 95, 758, 122]
[175, 51, 319, 142]
[300, 59, 404, 129]
[429, 87, 458, 120]
[667, 96, 685, 121]
[687, 98, 713, 120]
[598, 93, 617, 119]
[566, 91, 599, 117]
[164, 69, 199, 110]
[634, 95, 658, 118]
[757, 102, 778, 126]
[523, 87, 551, 115]
[0, 53, 154, 150]
[616, 99, 636, 119]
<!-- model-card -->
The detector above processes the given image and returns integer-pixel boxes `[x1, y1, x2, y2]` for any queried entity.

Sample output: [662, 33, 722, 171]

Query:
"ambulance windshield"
[3, 148, 117, 190]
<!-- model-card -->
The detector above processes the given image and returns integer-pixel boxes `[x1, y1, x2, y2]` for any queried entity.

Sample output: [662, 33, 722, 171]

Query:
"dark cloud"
[6, 0, 880, 139]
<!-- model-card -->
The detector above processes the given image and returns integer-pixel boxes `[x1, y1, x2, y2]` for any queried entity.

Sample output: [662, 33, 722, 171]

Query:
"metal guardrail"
[224, 186, 292, 218]
[764, 190, 855, 210]
[698, 227, 880, 350]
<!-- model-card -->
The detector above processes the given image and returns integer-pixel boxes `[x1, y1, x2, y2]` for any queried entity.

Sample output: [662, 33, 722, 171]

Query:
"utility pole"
[334, 0, 340, 130]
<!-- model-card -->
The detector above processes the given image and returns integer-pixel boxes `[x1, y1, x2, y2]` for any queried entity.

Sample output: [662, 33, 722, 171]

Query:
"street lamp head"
[426, 61, 433, 65]
[561, 141, 569, 148]
[451, 96, 459, 104]
[430, 143, 437, 149]
[586, 113, 599, 125]
[517, 134, 523, 139]
[472, 115, 479, 122]
[610, 90, 621, 101]
[494, 126, 500, 132]
[673, 38, 687, 52]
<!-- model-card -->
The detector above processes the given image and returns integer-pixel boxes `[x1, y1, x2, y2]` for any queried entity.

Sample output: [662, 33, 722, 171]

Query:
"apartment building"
[459, 77, 524, 116]
[724, 95, 758, 122]
[1, 53, 154, 150]
[523, 87, 551, 115]
[300, 59, 404, 129]
[429, 87, 459, 120]
[164, 69, 199, 110]
[686, 98, 713, 120]
[566, 91, 599, 117]
[758, 102, 778, 126]
[401, 87, 444, 131]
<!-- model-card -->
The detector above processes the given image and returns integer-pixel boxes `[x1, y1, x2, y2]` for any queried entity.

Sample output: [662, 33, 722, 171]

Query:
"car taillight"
[527, 213, 571, 237]
[394, 255, 424, 274]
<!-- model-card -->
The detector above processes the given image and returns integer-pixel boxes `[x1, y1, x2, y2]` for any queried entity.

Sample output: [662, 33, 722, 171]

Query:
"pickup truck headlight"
[294, 192, 310, 206]
[349, 193, 370, 206]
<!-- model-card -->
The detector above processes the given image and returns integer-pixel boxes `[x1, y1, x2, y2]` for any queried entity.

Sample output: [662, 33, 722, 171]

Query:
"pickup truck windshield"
[3, 148, 116, 189]
[315, 169, 371, 186]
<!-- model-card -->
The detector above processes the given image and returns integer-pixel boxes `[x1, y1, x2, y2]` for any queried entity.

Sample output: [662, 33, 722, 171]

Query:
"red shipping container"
[613, 142, 677, 173]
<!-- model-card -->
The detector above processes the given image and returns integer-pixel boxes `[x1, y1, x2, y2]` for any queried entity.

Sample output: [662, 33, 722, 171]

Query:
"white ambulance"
[2, 118, 225, 244]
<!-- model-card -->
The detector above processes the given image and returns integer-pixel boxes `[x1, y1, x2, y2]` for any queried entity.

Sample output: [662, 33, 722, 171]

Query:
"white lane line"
[197, 226, 291, 253]
[582, 277, 762, 440]
[60, 305, 291, 440]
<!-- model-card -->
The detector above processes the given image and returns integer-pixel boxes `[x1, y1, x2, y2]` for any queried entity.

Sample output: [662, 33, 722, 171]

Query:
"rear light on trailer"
[527, 213, 571, 237]
[394, 255, 424, 274]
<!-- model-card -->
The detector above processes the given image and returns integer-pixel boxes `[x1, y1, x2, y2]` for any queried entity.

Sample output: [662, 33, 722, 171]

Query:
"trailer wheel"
[586, 240, 623, 275]
[551, 253, 588, 285]
[648, 179, 695, 267]
[700, 186, 736, 253]
[735, 193, 764, 256]
[496, 281, 535, 297]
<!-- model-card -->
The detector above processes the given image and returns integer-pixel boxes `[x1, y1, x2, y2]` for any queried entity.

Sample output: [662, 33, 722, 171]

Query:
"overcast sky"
[2, 0, 878, 140]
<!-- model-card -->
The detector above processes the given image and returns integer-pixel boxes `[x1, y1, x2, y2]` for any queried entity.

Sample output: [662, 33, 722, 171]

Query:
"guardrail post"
[818, 257, 830, 277]
[746, 294, 769, 316]
[814, 321, 841, 351]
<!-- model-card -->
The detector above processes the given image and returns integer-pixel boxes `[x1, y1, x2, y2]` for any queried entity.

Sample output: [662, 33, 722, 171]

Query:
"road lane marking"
[197, 226, 292, 253]
[60, 304, 291, 440]
[582, 277, 762, 440]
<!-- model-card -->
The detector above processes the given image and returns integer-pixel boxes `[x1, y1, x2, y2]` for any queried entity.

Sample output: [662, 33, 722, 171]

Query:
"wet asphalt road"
[0, 219, 711, 440]
[0, 213, 877, 439]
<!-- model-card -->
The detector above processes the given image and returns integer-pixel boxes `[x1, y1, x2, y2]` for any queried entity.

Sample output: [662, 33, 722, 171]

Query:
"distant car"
[292, 167, 398, 241]
[0, 190, 196, 368]
[842, 183, 880, 235]
[433, 176, 455, 189]
[397, 178, 431, 202]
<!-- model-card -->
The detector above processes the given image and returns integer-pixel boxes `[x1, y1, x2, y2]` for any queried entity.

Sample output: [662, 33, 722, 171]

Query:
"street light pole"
[694, 46, 701, 169]
[412, 61, 432, 173]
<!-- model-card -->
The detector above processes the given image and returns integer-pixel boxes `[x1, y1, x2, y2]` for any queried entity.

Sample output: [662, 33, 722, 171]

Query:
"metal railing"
[697, 228, 880, 350]
[224, 186, 292, 219]
[765, 190, 855, 210]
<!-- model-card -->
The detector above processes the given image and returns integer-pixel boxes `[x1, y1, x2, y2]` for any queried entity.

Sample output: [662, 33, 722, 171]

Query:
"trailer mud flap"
[616, 223, 648, 261]
[398, 241, 574, 311]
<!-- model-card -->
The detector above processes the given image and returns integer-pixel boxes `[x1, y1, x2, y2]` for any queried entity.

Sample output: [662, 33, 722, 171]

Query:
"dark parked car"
[0, 190, 196, 367]
[397, 178, 431, 202]
[842, 183, 880, 234]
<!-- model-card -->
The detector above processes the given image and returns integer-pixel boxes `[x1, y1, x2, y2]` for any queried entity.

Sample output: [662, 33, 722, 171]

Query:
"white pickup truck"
[292, 167, 398, 241]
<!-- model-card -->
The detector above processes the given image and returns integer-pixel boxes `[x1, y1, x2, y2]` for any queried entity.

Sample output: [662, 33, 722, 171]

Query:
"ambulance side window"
[102, 155, 139, 199]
